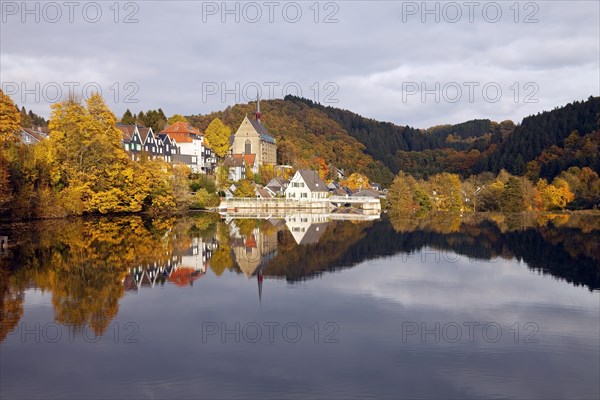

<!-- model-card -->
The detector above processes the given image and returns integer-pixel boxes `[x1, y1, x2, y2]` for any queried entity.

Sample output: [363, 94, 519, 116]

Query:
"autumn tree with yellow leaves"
[0, 89, 21, 147]
[37, 94, 151, 214]
[340, 172, 370, 191]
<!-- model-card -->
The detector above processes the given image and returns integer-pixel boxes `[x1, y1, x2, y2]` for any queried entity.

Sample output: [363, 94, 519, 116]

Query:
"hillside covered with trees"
[187, 99, 395, 186]
[286, 95, 599, 182]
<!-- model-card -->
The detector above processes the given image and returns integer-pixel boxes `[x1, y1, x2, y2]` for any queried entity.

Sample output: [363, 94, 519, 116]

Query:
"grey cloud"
[1, 1, 597, 127]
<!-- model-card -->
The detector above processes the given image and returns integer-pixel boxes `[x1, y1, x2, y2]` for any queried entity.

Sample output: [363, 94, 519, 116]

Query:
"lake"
[1, 212, 599, 399]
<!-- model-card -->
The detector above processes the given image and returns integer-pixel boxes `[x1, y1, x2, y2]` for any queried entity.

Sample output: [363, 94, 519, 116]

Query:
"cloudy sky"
[1, 0, 598, 128]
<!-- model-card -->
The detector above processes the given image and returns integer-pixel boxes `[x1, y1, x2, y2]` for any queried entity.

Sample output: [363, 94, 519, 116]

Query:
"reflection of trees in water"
[0, 268, 24, 341]
[249, 212, 599, 290]
[383, 212, 600, 290]
[211, 213, 599, 290]
[1, 212, 597, 342]
[0, 213, 219, 339]
[262, 220, 374, 281]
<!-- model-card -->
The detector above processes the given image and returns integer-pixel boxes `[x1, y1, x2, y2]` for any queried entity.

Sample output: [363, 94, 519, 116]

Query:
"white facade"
[285, 170, 329, 201]
[176, 136, 216, 173]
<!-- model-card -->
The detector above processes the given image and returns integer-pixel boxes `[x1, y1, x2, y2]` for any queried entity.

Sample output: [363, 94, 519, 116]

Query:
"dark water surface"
[1, 213, 599, 399]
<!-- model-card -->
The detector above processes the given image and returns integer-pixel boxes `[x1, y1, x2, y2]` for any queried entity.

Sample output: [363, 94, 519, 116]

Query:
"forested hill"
[490, 96, 600, 177]
[285, 95, 600, 181]
[187, 95, 599, 185]
[285, 95, 504, 174]
[187, 99, 395, 185]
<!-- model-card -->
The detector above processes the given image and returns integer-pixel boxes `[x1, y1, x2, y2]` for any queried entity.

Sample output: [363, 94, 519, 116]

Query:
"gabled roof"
[161, 121, 202, 143]
[168, 267, 203, 287]
[245, 234, 257, 248]
[116, 124, 135, 141]
[266, 177, 288, 188]
[116, 124, 155, 143]
[157, 133, 175, 145]
[297, 223, 329, 245]
[161, 121, 201, 135]
[20, 127, 46, 142]
[137, 126, 153, 143]
[247, 117, 276, 144]
[297, 170, 328, 192]
[232, 153, 256, 166]
[332, 188, 349, 196]
[255, 186, 273, 199]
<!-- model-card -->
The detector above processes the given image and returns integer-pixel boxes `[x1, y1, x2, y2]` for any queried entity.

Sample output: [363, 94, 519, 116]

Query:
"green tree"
[388, 171, 432, 214]
[501, 177, 525, 212]
[120, 109, 136, 124]
[388, 172, 418, 212]
[209, 223, 233, 276]
[234, 179, 256, 197]
[191, 188, 219, 209]
[429, 173, 463, 212]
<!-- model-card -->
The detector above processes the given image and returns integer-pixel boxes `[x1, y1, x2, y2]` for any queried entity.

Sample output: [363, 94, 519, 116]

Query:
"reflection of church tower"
[231, 222, 278, 277]
[257, 270, 263, 304]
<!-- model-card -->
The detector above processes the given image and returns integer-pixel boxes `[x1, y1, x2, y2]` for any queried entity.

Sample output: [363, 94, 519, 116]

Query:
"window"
[245, 139, 251, 155]
[301, 193, 307, 198]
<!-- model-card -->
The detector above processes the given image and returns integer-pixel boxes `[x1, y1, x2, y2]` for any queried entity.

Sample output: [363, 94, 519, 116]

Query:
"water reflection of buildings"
[123, 236, 218, 290]
[285, 214, 329, 245]
[229, 220, 278, 277]
[226, 214, 338, 303]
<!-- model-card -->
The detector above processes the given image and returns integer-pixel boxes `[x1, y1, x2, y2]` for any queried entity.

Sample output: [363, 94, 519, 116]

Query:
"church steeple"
[255, 94, 261, 123]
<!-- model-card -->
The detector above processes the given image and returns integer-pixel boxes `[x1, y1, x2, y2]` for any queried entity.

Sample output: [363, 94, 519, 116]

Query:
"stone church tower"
[230, 97, 277, 167]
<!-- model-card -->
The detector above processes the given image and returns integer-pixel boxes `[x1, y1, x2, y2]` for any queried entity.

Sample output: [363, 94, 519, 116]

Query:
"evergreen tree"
[501, 177, 525, 212]
[121, 109, 136, 124]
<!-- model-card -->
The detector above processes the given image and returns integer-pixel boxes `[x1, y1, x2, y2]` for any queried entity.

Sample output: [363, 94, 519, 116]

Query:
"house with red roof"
[160, 121, 216, 174]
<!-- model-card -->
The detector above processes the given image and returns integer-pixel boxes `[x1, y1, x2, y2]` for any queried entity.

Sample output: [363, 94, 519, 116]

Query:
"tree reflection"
[1, 211, 598, 342]
[0, 213, 219, 338]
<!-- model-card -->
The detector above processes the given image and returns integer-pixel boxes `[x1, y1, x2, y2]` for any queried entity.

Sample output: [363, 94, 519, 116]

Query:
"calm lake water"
[1, 212, 599, 399]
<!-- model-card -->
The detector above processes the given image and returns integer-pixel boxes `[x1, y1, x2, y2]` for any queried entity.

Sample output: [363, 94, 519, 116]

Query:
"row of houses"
[18, 100, 279, 181]
[116, 122, 217, 174]
[18, 122, 218, 175]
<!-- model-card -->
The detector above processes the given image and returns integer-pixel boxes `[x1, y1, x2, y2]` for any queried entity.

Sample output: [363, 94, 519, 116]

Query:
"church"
[229, 98, 277, 168]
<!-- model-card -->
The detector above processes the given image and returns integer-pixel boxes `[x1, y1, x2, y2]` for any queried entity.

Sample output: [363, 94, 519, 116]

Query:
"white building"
[285, 170, 329, 201]
[284, 213, 330, 245]
[161, 121, 216, 174]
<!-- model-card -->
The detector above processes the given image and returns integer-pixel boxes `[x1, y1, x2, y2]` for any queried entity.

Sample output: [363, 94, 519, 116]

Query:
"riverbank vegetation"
[1, 91, 219, 220]
[388, 167, 599, 215]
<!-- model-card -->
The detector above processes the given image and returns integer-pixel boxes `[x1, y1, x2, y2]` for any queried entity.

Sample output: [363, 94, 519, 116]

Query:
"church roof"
[248, 118, 276, 144]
